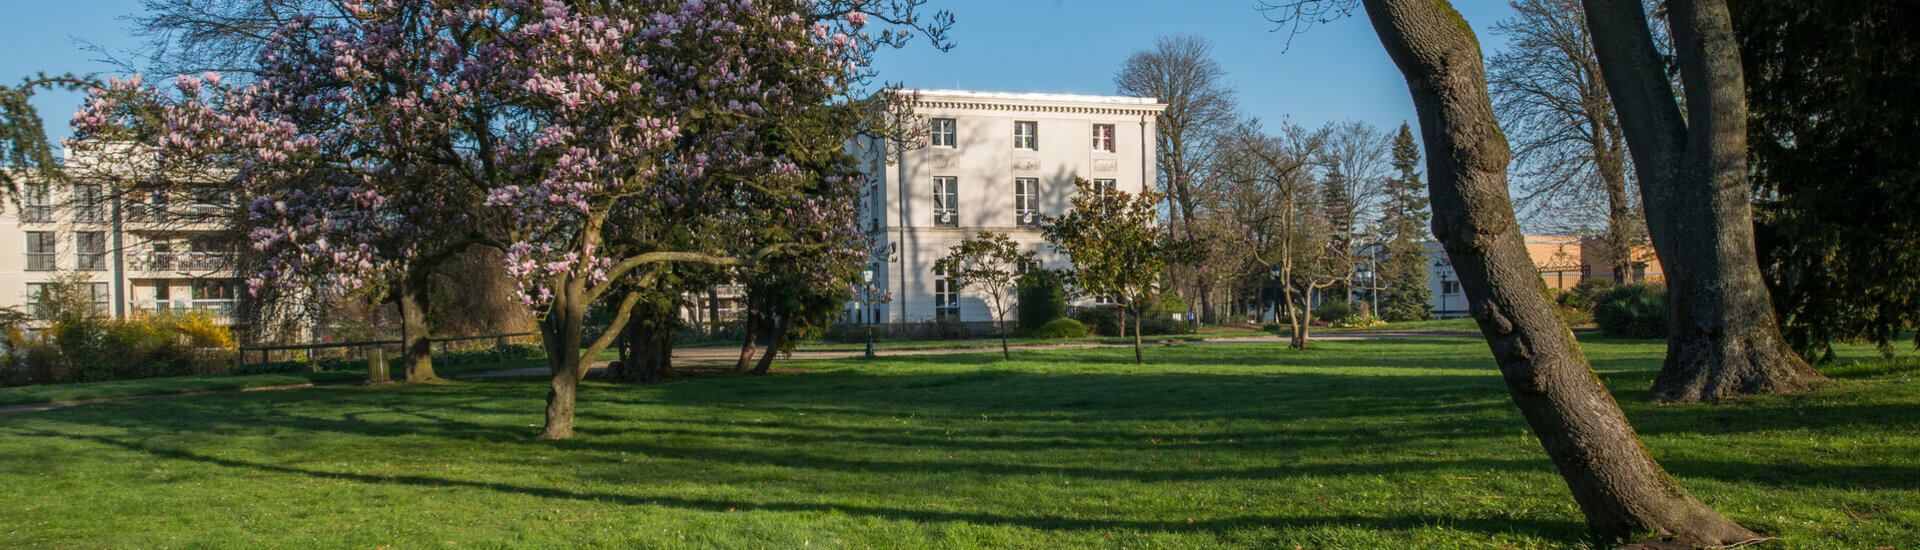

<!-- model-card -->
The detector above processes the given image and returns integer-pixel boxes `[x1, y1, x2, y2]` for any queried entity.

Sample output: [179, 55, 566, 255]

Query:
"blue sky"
[3, 0, 1522, 151]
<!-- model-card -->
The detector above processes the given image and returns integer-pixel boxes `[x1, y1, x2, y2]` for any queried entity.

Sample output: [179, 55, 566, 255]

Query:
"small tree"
[1042, 178, 1186, 364]
[934, 232, 1035, 359]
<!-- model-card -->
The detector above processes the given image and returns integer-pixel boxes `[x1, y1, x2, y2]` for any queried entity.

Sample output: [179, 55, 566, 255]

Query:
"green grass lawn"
[2, 336, 1915, 548]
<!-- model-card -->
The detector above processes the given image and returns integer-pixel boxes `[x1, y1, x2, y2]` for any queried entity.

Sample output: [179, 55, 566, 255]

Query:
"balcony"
[131, 299, 238, 319]
[126, 204, 230, 226]
[129, 251, 237, 274]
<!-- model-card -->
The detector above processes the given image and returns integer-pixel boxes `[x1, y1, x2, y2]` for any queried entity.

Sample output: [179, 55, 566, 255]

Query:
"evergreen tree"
[1378, 123, 1433, 321]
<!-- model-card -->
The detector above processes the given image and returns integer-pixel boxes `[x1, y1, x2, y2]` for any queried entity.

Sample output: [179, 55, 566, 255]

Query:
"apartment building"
[850, 89, 1166, 325]
[1, 151, 243, 326]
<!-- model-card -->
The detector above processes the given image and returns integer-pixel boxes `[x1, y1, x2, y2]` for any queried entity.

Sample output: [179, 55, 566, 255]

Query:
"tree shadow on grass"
[10, 426, 1590, 542]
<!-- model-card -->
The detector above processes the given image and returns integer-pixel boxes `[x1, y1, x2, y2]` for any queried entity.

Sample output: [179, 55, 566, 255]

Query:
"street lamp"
[862, 267, 876, 358]
[1269, 264, 1282, 323]
[1438, 270, 1451, 318]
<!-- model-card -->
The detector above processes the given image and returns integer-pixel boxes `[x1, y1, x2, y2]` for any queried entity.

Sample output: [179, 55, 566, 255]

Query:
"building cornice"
[903, 89, 1167, 117]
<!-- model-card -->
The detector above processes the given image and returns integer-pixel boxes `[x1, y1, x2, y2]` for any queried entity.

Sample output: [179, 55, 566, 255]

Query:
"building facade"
[1, 153, 242, 327]
[851, 90, 1165, 325]
[1424, 236, 1663, 318]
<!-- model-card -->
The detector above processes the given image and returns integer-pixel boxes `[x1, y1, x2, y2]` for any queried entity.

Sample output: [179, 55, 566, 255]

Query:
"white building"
[1, 148, 242, 327]
[851, 89, 1166, 325]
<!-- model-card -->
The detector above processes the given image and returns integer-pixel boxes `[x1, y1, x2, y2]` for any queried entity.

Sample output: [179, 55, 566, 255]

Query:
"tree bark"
[1583, 0, 1826, 402]
[538, 290, 586, 440]
[397, 269, 436, 381]
[1131, 305, 1145, 364]
[1361, 0, 1761, 543]
[734, 306, 759, 373]
[750, 313, 791, 374]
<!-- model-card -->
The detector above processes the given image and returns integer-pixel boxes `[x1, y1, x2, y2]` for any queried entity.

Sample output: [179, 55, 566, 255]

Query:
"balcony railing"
[129, 251, 236, 273]
[127, 204, 229, 224]
[131, 299, 238, 319]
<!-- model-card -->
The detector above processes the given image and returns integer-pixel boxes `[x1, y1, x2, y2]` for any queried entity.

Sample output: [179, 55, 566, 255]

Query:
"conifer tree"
[1377, 123, 1432, 321]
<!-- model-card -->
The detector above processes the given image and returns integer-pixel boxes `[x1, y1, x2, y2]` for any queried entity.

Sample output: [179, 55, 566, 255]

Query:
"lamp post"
[862, 267, 876, 358]
[1438, 270, 1451, 318]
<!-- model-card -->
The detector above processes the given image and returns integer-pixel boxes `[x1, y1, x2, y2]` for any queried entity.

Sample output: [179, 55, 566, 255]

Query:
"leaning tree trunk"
[750, 313, 791, 374]
[734, 306, 760, 373]
[1360, 0, 1761, 544]
[1595, 126, 1637, 285]
[1130, 305, 1144, 364]
[397, 269, 437, 381]
[1582, 0, 1825, 402]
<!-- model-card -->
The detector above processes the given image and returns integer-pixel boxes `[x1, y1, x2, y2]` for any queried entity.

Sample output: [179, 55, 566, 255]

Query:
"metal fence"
[236, 332, 539, 372]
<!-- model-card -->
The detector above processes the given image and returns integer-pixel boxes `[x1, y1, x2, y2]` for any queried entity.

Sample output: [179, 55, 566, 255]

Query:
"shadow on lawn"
[9, 426, 1587, 541]
[8, 336, 1905, 542]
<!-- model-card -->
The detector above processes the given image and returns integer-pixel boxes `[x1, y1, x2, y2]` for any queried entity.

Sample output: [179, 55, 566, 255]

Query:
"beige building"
[851, 89, 1166, 324]
[1426, 235, 1662, 318]
[2, 149, 242, 326]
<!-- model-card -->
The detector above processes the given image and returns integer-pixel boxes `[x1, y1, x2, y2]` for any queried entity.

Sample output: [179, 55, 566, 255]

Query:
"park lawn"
[1, 337, 1915, 549]
[0, 371, 366, 407]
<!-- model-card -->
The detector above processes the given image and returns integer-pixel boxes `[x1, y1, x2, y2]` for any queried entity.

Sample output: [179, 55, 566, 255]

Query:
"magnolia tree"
[73, 2, 514, 382]
[1041, 178, 1189, 364]
[934, 231, 1036, 359]
[79, 0, 949, 439]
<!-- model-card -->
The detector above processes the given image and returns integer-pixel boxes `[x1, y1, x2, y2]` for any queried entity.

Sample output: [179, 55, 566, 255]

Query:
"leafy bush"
[1569, 278, 1615, 310]
[1593, 283, 1667, 339]
[1135, 317, 1194, 336]
[1074, 306, 1122, 336]
[1031, 318, 1088, 339]
[819, 323, 869, 344]
[1314, 300, 1357, 323]
[1143, 292, 1187, 318]
[1016, 270, 1068, 333]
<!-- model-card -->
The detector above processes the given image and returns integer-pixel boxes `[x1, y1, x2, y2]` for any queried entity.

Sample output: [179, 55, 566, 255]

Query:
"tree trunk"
[999, 318, 1011, 360]
[1583, 0, 1826, 402]
[1131, 305, 1144, 364]
[538, 292, 586, 440]
[734, 307, 759, 373]
[1116, 306, 1128, 339]
[610, 300, 677, 384]
[751, 313, 790, 374]
[1595, 127, 1636, 285]
[1361, 0, 1761, 543]
[397, 270, 436, 381]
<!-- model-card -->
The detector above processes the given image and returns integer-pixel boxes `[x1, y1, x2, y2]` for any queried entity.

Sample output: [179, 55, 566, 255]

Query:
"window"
[868, 183, 881, 229]
[934, 277, 960, 320]
[1442, 280, 1461, 295]
[1013, 121, 1038, 150]
[22, 184, 52, 223]
[1092, 124, 1115, 152]
[932, 176, 958, 227]
[76, 231, 107, 271]
[929, 118, 956, 147]
[1015, 178, 1039, 227]
[74, 184, 106, 223]
[193, 279, 238, 300]
[1093, 178, 1118, 192]
[26, 232, 56, 271]
[29, 282, 109, 315]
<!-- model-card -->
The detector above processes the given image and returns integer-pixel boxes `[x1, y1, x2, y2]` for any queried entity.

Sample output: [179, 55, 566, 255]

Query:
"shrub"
[1016, 270, 1068, 333]
[1074, 306, 1122, 336]
[1593, 283, 1667, 339]
[1313, 300, 1357, 323]
[1031, 318, 1088, 339]
[1143, 292, 1187, 319]
[1570, 278, 1614, 310]
[1135, 316, 1194, 336]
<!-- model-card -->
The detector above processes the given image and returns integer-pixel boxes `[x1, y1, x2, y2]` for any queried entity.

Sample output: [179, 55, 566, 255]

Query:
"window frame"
[934, 277, 960, 320]
[1013, 121, 1038, 150]
[22, 183, 53, 223]
[1093, 178, 1118, 193]
[1014, 178, 1039, 227]
[76, 231, 107, 271]
[73, 183, 107, 223]
[25, 231, 56, 271]
[929, 118, 957, 148]
[1092, 124, 1115, 153]
[932, 176, 959, 227]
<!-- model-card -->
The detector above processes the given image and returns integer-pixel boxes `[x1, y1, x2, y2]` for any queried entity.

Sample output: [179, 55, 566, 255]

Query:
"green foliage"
[935, 231, 1037, 330]
[2, 73, 98, 194]
[1567, 278, 1613, 311]
[1073, 306, 1122, 337]
[1031, 318, 1088, 339]
[1313, 299, 1357, 323]
[1143, 291, 1187, 319]
[1015, 269, 1069, 333]
[1593, 283, 1667, 339]
[1376, 123, 1434, 323]
[1733, 0, 1920, 361]
[6, 303, 238, 386]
